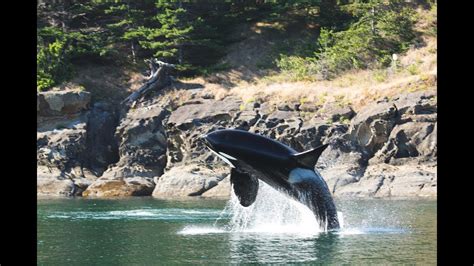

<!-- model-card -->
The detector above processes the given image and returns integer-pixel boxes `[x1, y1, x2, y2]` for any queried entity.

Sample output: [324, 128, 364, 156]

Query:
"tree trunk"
[131, 41, 137, 64]
[121, 59, 175, 106]
[371, 6, 376, 35]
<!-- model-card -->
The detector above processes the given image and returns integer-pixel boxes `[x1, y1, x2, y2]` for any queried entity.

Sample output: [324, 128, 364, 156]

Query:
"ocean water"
[38, 184, 436, 264]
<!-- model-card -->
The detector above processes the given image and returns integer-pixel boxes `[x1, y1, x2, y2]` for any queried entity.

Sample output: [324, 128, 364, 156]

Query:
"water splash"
[180, 182, 345, 236]
[179, 226, 227, 235]
[225, 182, 324, 235]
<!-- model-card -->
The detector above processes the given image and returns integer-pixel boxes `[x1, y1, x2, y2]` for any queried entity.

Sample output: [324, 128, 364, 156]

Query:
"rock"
[82, 177, 155, 197]
[37, 165, 63, 180]
[292, 123, 329, 151]
[37, 126, 97, 197]
[167, 97, 241, 130]
[418, 122, 437, 157]
[102, 103, 168, 180]
[233, 109, 260, 130]
[349, 102, 397, 156]
[351, 102, 397, 127]
[36, 82, 437, 199]
[335, 175, 385, 197]
[379, 171, 436, 197]
[277, 103, 295, 111]
[37, 169, 93, 197]
[73, 178, 93, 194]
[349, 91, 437, 158]
[317, 138, 368, 194]
[299, 101, 319, 112]
[38, 90, 91, 116]
[371, 122, 435, 164]
[200, 93, 215, 99]
[201, 175, 231, 198]
[81, 102, 169, 198]
[266, 110, 299, 122]
[37, 123, 88, 175]
[37, 178, 76, 197]
[365, 162, 436, 197]
[275, 118, 302, 145]
[330, 106, 355, 122]
[319, 102, 355, 122]
[334, 161, 436, 197]
[327, 124, 350, 140]
[181, 99, 205, 106]
[391, 91, 437, 115]
[165, 125, 221, 169]
[257, 102, 277, 115]
[165, 97, 242, 169]
[257, 110, 302, 145]
[83, 102, 120, 175]
[82, 168, 99, 179]
[152, 164, 227, 198]
[400, 113, 437, 123]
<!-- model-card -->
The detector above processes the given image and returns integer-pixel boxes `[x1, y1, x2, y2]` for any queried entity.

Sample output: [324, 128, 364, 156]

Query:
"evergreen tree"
[124, 1, 193, 70]
[105, 1, 155, 63]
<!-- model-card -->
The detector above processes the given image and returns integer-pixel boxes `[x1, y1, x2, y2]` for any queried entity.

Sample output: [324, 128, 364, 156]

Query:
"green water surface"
[37, 198, 436, 265]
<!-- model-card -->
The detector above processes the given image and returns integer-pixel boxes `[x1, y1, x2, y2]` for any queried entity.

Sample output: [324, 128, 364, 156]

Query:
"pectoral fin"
[230, 168, 259, 207]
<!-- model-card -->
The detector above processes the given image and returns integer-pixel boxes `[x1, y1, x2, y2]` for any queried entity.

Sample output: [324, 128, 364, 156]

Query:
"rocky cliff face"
[37, 88, 437, 198]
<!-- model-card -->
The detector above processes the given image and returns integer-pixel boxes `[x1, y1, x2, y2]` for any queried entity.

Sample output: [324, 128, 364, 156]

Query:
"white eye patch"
[207, 147, 235, 168]
[219, 152, 237, 161]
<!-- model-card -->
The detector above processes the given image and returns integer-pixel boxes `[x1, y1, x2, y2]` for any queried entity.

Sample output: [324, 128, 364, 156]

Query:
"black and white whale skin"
[202, 129, 340, 231]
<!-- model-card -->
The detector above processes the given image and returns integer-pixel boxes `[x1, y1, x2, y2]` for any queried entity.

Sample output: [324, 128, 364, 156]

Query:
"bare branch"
[121, 59, 175, 106]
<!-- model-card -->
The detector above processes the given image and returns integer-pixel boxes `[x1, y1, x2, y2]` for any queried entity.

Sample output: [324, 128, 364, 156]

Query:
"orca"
[202, 129, 340, 231]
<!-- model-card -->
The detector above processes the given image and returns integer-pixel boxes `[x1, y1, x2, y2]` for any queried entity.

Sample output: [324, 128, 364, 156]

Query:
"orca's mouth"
[202, 135, 213, 149]
[202, 135, 236, 168]
[206, 146, 236, 168]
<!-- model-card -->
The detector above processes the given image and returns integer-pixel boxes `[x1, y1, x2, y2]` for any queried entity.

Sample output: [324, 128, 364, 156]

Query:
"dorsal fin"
[292, 144, 329, 169]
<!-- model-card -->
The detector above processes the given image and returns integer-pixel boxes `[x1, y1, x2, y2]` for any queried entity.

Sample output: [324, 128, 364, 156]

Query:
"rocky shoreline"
[37, 87, 437, 199]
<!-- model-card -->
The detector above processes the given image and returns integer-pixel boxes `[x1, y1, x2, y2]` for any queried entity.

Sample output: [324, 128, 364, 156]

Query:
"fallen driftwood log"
[121, 59, 175, 106]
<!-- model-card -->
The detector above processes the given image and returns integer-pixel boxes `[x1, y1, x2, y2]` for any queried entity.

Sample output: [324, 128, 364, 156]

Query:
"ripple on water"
[46, 208, 228, 221]
[177, 225, 407, 236]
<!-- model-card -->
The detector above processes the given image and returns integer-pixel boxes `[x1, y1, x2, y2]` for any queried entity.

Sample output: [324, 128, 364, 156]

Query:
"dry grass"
[77, 34, 435, 112]
[175, 35, 436, 112]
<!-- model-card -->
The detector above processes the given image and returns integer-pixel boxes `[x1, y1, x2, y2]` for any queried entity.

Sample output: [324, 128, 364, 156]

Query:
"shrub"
[276, 55, 318, 81]
[37, 36, 72, 91]
[275, 0, 418, 80]
[373, 69, 388, 82]
[406, 63, 420, 75]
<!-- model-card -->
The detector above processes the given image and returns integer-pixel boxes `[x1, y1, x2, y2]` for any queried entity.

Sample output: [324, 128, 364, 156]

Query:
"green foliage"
[339, 116, 351, 125]
[406, 63, 420, 75]
[37, 29, 71, 91]
[132, 2, 193, 61]
[36, 0, 430, 88]
[199, 62, 231, 76]
[419, 3, 437, 37]
[373, 69, 388, 83]
[319, 1, 416, 77]
[276, 55, 318, 81]
[257, 37, 319, 71]
[275, 0, 418, 80]
[36, 25, 117, 91]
